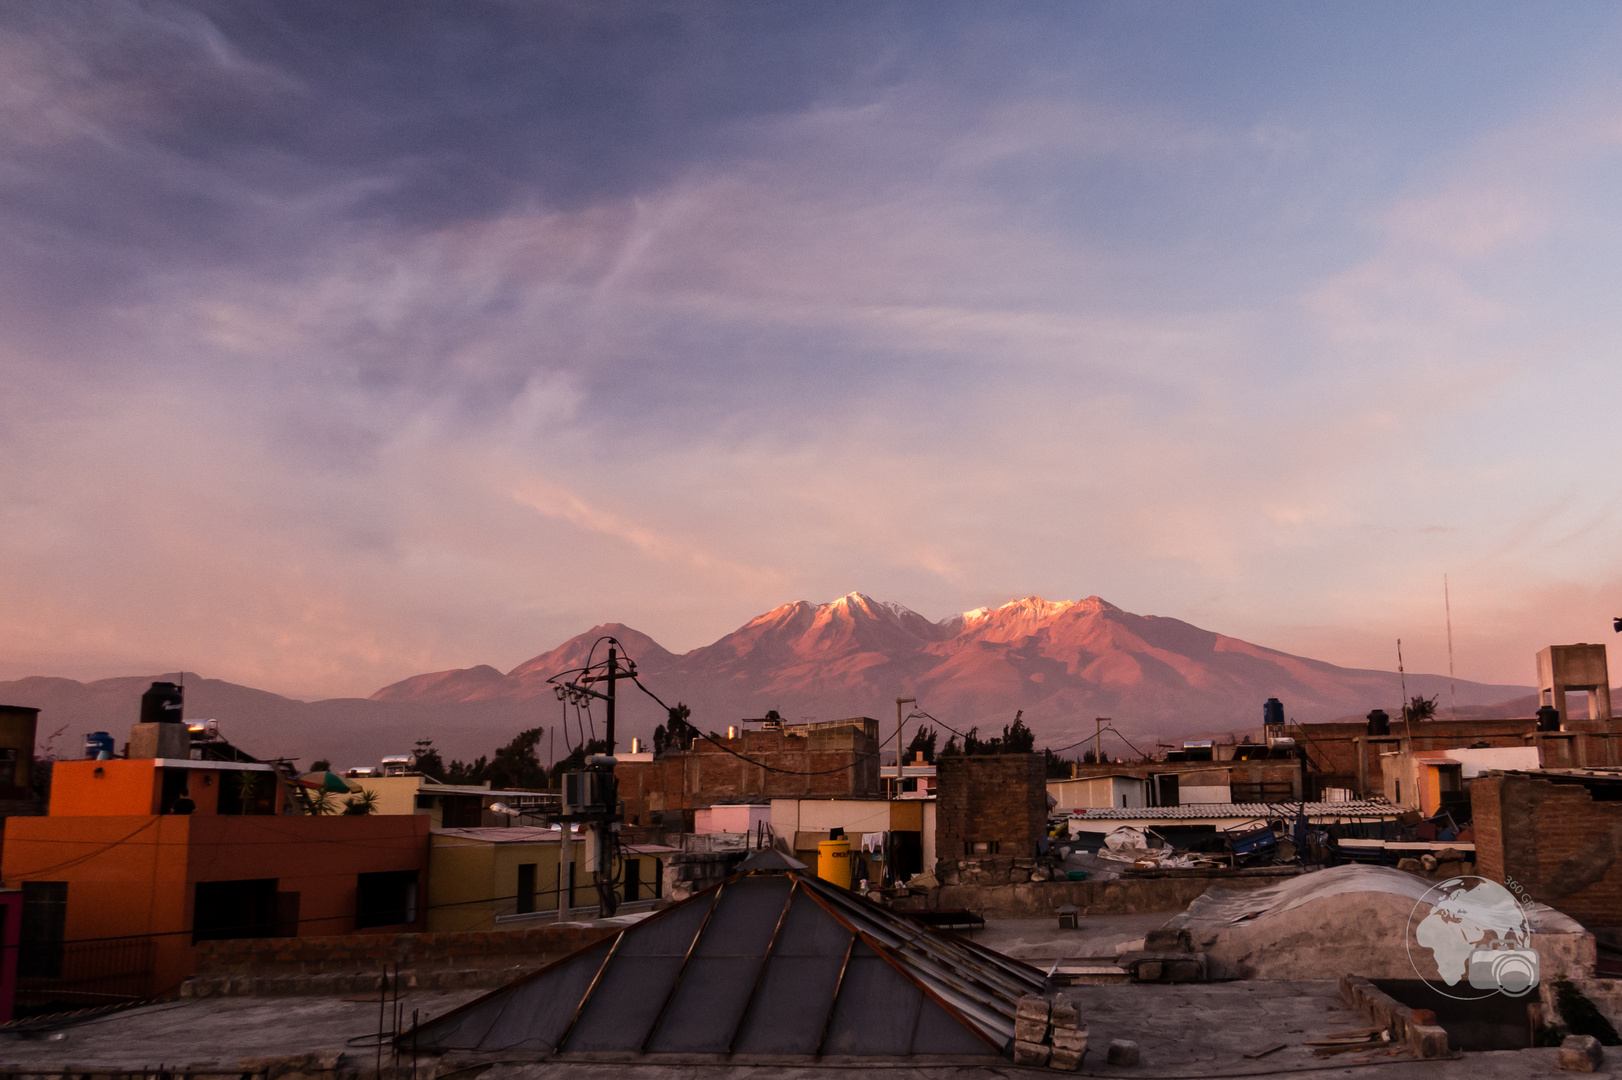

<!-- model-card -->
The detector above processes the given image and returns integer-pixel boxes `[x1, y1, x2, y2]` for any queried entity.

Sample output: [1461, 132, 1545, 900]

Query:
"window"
[217, 771, 275, 815]
[19, 881, 67, 978]
[194, 879, 278, 942]
[357, 870, 419, 929]
[623, 858, 640, 902]
[516, 863, 536, 915]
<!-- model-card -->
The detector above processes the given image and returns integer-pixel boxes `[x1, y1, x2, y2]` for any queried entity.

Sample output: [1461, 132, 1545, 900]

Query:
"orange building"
[3, 756, 428, 1004]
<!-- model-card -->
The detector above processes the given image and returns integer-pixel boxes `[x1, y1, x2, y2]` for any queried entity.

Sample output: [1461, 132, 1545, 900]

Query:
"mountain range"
[0, 594, 1537, 768]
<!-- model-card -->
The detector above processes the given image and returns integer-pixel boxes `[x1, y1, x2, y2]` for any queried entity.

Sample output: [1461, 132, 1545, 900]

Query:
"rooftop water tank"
[140, 681, 184, 725]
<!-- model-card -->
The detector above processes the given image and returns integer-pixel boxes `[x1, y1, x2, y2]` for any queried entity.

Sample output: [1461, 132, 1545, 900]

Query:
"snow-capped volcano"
[368, 593, 1529, 749]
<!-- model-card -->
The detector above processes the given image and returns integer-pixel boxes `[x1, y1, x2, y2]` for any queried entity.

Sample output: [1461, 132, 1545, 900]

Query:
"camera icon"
[1466, 947, 1539, 996]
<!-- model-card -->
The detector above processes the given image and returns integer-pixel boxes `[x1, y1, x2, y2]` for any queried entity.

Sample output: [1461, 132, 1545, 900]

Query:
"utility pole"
[605, 646, 617, 754]
[551, 639, 636, 918]
[1096, 717, 1106, 763]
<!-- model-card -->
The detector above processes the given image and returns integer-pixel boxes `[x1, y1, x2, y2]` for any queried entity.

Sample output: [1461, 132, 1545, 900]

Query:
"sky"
[3, 1, 1621, 700]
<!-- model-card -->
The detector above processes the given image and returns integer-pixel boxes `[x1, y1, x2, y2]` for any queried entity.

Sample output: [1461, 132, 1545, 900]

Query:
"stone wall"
[1473, 772, 1622, 928]
[185, 923, 617, 996]
[935, 754, 1047, 864]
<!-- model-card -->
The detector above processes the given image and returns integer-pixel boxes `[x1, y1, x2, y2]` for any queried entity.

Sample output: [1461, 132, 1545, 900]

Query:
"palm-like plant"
[1403, 695, 1439, 723]
[343, 788, 380, 816]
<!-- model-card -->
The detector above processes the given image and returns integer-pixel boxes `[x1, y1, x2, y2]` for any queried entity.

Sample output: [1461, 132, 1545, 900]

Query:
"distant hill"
[1, 594, 1537, 768]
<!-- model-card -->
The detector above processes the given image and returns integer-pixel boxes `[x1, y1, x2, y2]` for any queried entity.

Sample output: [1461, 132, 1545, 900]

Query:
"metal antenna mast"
[1397, 639, 1411, 740]
[1444, 575, 1457, 719]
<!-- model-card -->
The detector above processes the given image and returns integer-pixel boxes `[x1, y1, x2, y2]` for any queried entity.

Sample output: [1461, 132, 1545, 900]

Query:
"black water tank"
[1366, 709, 1390, 736]
[1263, 698, 1285, 728]
[1536, 705, 1561, 732]
[140, 681, 184, 725]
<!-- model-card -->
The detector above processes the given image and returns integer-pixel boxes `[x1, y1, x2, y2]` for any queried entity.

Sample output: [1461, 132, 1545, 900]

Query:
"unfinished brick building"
[1472, 768, 1622, 929]
[615, 717, 880, 830]
[935, 754, 1047, 863]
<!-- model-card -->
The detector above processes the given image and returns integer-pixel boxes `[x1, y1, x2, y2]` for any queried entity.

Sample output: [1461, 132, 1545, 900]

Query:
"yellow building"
[348, 774, 557, 828]
[426, 826, 675, 932]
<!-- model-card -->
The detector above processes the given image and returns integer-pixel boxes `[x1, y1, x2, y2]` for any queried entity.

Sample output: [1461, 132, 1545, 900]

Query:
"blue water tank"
[84, 731, 115, 759]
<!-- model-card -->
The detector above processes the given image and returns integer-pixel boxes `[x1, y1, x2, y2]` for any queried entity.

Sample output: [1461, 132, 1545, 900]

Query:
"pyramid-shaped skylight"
[410, 850, 1046, 1059]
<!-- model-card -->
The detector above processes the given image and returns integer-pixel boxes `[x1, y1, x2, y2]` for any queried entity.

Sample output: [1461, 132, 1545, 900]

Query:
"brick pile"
[1012, 994, 1088, 1069]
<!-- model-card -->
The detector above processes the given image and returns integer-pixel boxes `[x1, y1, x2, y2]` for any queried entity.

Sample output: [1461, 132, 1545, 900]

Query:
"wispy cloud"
[3, 3, 1622, 699]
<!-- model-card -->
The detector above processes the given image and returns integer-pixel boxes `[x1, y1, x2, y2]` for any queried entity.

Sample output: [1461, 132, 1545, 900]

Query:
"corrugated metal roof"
[1069, 801, 1398, 820]
[407, 848, 1045, 1060]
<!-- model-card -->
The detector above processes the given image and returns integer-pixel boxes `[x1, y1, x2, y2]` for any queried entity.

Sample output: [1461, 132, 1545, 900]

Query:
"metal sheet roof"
[408, 849, 1045, 1060]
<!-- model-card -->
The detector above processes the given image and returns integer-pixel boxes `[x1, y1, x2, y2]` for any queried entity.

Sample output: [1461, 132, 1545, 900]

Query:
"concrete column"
[558, 830, 573, 919]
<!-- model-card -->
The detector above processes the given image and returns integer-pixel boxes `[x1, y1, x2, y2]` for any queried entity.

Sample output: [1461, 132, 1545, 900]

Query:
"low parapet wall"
[184, 923, 618, 996]
[901, 867, 1298, 919]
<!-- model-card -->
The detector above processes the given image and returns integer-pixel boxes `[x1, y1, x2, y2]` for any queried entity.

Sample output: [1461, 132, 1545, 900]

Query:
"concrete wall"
[903, 869, 1294, 919]
[1048, 776, 1146, 810]
[186, 923, 618, 995]
[694, 803, 770, 834]
[1473, 772, 1622, 928]
[3, 813, 430, 995]
[936, 755, 1047, 863]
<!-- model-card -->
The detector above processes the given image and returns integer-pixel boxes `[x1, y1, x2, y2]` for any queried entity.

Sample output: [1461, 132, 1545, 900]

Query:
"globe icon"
[1407, 876, 1538, 999]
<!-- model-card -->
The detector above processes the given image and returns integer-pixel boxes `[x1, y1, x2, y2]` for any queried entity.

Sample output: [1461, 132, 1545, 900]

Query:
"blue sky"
[3, 1, 1621, 698]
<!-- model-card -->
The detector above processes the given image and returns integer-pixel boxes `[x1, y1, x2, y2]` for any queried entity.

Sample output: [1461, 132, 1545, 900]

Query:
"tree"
[905, 725, 938, 764]
[309, 759, 331, 774]
[1042, 747, 1068, 778]
[548, 738, 609, 786]
[343, 789, 379, 815]
[412, 738, 445, 781]
[487, 727, 550, 790]
[1001, 715, 1036, 754]
[935, 714, 1038, 757]
[1404, 695, 1439, 723]
[653, 703, 698, 756]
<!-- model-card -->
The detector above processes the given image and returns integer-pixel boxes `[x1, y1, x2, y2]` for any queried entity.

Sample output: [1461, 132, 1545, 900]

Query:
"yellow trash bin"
[817, 838, 852, 889]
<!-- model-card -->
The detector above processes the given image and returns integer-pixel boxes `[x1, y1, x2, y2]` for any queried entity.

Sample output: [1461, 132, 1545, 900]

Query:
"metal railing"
[18, 936, 156, 1007]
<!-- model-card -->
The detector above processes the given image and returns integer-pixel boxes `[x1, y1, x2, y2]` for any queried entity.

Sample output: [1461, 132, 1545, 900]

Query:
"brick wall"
[935, 754, 1047, 866]
[1473, 772, 1622, 928]
[617, 720, 880, 827]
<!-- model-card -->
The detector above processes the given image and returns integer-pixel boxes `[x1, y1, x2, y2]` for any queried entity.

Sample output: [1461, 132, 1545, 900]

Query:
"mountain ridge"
[0, 593, 1539, 768]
